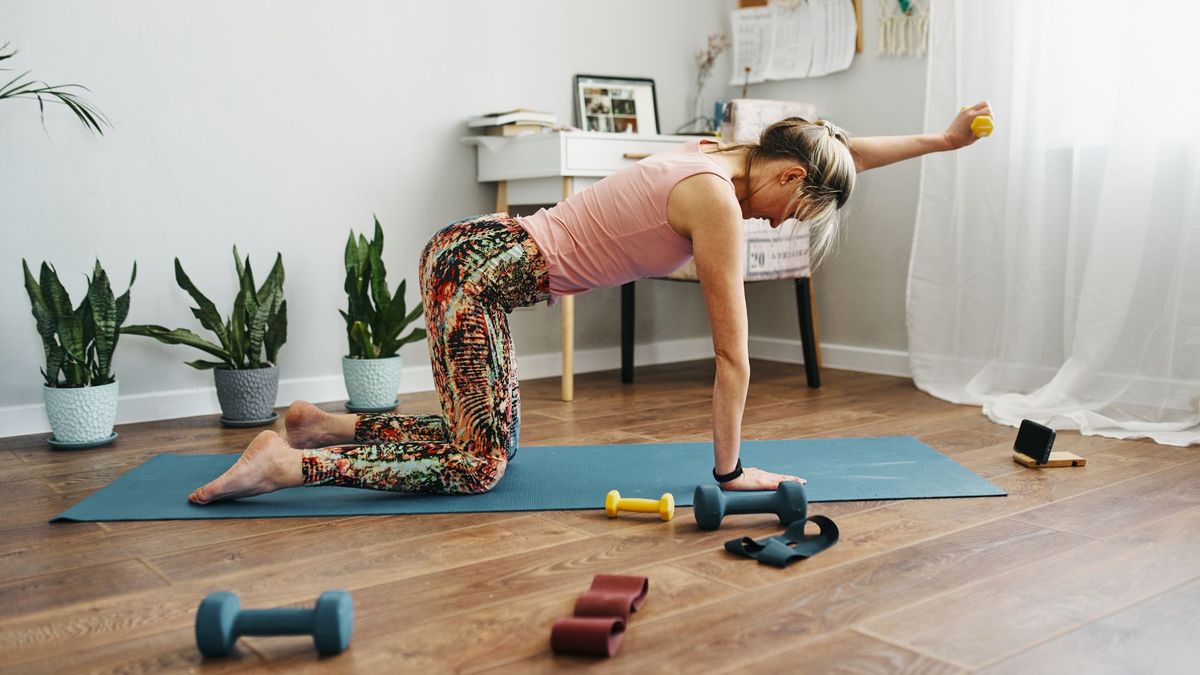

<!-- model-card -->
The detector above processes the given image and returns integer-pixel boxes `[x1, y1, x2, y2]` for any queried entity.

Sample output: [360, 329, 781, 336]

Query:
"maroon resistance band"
[550, 574, 649, 657]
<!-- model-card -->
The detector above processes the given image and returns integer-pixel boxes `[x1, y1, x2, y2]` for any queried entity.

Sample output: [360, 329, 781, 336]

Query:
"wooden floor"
[2, 360, 1198, 674]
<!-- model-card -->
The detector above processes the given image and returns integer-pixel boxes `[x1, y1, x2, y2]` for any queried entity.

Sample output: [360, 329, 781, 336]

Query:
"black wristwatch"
[713, 459, 744, 483]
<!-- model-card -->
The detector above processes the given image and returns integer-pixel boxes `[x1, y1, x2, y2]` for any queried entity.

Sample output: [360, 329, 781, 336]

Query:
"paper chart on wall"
[730, 6, 771, 85]
[731, 0, 857, 84]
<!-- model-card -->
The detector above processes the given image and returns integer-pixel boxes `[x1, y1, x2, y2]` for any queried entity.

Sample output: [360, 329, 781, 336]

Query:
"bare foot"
[284, 400, 332, 448]
[189, 431, 304, 504]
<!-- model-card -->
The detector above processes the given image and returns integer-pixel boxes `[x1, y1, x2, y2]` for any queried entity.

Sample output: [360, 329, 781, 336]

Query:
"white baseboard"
[0, 336, 910, 438]
[748, 336, 912, 378]
[0, 337, 717, 438]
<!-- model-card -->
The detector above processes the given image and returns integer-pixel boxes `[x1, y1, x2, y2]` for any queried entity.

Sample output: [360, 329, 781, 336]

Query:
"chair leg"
[795, 278, 821, 388]
[621, 282, 635, 383]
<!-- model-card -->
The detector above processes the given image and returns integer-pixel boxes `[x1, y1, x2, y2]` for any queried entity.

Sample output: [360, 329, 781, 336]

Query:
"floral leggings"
[300, 214, 550, 494]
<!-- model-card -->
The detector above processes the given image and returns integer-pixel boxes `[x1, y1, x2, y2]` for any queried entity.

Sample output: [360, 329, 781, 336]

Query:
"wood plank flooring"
[1, 359, 1196, 673]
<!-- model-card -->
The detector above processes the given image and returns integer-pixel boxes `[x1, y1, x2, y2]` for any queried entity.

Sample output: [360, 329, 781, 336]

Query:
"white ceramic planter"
[43, 380, 119, 444]
[342, 355, 403, 408]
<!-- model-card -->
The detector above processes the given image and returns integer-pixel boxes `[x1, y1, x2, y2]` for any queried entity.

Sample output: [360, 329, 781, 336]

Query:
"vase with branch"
[678, 33, 731, 134]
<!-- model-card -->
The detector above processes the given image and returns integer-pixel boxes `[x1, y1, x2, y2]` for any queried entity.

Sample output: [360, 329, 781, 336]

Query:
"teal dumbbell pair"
[195, 590, 353, 658]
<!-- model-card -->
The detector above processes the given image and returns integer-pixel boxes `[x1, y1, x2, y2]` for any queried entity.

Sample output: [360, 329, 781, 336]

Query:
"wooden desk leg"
[561, 295, 575, 401]
[495, 180, 507, 214]
[560, 177, 575, 401]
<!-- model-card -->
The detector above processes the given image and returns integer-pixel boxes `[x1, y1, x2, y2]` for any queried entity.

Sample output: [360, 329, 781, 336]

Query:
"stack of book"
[467, 109, 558, 137]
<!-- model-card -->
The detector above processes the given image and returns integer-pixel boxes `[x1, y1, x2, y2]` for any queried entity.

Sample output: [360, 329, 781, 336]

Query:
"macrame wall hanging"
[878, 0, 929, 57]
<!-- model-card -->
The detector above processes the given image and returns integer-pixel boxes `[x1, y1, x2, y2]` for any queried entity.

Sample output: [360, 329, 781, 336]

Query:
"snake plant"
[124, 247, 287, 369]
[342, 218, 425, 359]
[23, 259, 137, 387]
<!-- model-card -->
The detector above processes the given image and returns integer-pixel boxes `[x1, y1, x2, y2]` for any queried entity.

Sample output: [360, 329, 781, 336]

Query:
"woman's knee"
[454, 456, 508, 494]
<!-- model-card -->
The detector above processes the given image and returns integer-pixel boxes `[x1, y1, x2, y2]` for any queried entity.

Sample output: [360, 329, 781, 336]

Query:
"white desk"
[466, 131, 693, 401]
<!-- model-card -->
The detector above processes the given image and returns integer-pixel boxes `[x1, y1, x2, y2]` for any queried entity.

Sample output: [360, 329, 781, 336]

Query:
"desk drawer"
[564, 137, 683, 173]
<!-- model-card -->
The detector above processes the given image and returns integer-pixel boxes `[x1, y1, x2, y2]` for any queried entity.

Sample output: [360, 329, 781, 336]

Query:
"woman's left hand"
[944, 100, 993, 149]
[721, 466, 806, 491]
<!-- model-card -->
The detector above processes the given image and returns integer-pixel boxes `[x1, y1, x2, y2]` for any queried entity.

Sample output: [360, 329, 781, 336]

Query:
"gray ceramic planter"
[43, 380, 119, 444]
[213, 365, 279, 423]
[342, 355, 402, 409]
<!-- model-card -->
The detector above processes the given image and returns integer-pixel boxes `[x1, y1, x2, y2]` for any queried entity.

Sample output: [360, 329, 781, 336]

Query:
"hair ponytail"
[736, 117, 857, 268]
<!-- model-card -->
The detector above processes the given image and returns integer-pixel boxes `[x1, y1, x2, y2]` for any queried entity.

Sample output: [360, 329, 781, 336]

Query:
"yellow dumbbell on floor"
[605, 490, 675, 521]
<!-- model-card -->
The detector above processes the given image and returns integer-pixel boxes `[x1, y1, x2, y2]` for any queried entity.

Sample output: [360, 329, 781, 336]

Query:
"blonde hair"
[728, 117, 856, 268]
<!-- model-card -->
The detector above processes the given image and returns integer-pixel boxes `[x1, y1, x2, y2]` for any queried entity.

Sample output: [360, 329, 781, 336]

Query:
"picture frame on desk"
[573, 74, 659, 135]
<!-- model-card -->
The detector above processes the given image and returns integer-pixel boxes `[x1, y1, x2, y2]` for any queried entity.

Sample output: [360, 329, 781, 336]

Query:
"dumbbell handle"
[618, 497, 662, 513]
[235, 608, 315, 636]
[722, 492, 780, 516]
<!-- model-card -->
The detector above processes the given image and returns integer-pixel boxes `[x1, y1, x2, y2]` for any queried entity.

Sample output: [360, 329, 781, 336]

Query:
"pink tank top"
[517, 139, 734, 305]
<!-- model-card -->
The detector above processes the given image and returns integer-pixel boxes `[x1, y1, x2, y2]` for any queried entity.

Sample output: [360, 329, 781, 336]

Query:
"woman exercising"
[189, 102, 993, 504]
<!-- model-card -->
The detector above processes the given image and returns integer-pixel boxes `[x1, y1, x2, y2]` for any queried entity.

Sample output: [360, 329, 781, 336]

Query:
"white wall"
[734, 4, 930, 362]
[0, 0, 727, 435]
[1, 0, 931, 437]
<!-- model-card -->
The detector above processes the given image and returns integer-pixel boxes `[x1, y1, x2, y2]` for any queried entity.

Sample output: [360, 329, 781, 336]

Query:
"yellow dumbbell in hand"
[961, 105, 994, 137]
[605, 490, 675, 521]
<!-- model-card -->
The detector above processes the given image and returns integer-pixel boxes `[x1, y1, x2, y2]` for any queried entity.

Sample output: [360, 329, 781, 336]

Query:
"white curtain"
[908, 0, 1200, 446]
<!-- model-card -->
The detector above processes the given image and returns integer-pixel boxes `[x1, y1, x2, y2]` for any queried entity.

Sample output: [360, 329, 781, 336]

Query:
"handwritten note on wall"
[731, 0, 857, 84]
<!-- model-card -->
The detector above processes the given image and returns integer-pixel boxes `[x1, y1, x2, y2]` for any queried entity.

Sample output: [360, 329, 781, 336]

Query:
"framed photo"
[573, 74, 659, 135]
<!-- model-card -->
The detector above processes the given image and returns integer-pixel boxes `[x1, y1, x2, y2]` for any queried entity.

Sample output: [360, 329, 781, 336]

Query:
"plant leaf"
[174, 258, 229, 351]
[245, 286, 276, 367]
[350, 321, 375, 359]
[40, 263, 86, 366]
[122, 324, 233, 365]
[264, 299, 287, 364]
[88, 260, 119, 382]
[236, 247, 259, 317]
[398, 327, 428, 348]
[114, 261, 136, 327]
[229, 289, 247, 368]
[185, 359, 226, 370]
[23, 259, 59, 385]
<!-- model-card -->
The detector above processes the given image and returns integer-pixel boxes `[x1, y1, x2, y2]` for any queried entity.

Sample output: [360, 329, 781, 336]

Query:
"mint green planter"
[43, 380, 119, 445]
[342, 355, 402, 409]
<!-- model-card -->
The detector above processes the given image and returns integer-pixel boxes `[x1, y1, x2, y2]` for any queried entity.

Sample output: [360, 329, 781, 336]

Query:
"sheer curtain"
[908, 0, 1200, 446]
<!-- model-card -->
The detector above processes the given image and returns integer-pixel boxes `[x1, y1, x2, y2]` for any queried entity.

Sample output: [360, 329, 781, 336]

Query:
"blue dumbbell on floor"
[195, 590, 353, 658]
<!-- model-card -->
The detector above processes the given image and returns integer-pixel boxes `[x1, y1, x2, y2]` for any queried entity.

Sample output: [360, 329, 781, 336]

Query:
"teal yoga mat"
[52, 436, 1004, 522]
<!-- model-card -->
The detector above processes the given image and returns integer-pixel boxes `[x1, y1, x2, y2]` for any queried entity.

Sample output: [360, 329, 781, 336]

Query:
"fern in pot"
[124, 247, 287, 427]
[23, 259, 136, 448]
[341, 218, 426, 411]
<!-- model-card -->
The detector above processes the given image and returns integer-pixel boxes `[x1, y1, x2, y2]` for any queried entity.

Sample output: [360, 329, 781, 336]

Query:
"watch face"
[1014, 419, 1056, 463]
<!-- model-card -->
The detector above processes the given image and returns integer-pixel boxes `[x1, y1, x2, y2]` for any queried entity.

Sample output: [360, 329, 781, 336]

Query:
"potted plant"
[340, 218, 426, 411]
[23, 259, 136, 448]
[124, 247, 287, 427]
